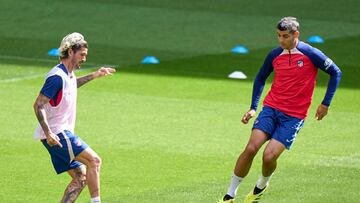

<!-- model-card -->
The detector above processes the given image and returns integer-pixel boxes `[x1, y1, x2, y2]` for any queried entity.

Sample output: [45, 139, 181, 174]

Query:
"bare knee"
[76, 148, 102, 171]
[72, 168, 87, 188]
[75, 173, 87, 188]
[88, 155, 102, 170]
[262, 151, 277, 164]
[243, 144, 260, 157]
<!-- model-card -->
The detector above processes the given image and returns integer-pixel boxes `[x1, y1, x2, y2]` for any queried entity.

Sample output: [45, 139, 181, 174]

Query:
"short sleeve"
[40, 75, 63, 99]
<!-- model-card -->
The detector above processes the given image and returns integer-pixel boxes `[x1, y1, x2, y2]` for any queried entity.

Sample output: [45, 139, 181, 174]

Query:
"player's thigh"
[262, 139, 286, 161]
[67, 164, 87, 179]
[245, 129, 269, 152]
[75, 147, 101, 166]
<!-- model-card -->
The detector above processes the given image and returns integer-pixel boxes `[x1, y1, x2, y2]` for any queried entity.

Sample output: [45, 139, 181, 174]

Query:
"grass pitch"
[0, 0, 359, 202]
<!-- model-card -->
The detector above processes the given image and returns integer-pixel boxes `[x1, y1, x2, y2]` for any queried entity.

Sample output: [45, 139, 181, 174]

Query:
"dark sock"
[223, 194, 234, 201]
[253, 186, 265, 195]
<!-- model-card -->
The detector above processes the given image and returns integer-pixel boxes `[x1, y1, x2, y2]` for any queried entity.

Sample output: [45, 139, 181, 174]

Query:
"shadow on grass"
[0, 35, 359, 88]
[118, 34, 360, 89]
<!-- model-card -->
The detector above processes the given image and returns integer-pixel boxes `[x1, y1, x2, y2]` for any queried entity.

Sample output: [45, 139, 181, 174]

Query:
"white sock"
[256, 174, 273, 189]
[91, 196, 101, 203]
[226, 173, 243, 198]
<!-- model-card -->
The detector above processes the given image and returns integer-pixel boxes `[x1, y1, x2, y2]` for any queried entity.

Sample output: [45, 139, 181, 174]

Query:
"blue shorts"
[42, 130, 88, 174]
[253, 106, 304, 149]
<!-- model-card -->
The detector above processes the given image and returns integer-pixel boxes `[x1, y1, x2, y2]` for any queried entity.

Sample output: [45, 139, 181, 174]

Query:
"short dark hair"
[277, 17, 299, 33]
[60, 42, 88, 59]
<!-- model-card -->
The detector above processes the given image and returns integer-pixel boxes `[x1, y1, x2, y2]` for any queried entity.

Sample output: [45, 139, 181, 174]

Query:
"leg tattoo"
[61, 166, 87, 203]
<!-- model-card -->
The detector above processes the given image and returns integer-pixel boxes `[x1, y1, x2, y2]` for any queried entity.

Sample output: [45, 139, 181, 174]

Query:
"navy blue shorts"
[42, 130, 88, 174]
[253, 106, 304, 149]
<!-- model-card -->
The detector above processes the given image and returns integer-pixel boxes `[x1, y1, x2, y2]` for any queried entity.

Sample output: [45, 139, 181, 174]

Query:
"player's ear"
[294, 31, 300, 38]
[68, 48, 74, 57]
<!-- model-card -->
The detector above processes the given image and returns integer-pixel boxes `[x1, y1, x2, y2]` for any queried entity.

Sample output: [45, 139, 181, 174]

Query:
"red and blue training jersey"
[250, 41, 342, 119]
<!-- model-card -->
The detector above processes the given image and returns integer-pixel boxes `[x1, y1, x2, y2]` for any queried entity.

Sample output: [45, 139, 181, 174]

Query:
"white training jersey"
[34, 65, 77, 139]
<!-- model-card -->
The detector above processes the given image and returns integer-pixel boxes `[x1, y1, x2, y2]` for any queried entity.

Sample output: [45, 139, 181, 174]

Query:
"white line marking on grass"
[0, 74, 45, 83]
[0, 55, 57, 63]
[311, 154, 360, 169]
[0, 68, 99, 84]
[0, 55, 117, 83]
[0, 54, 116, 67]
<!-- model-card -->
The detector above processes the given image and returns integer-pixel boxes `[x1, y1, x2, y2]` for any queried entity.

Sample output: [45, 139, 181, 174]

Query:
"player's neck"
[61, 59, 74, 74]
[289, 39, 299, 50]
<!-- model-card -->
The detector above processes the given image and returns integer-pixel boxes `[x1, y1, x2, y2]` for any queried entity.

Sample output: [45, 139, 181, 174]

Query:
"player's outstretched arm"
[77, 67, 116, 88]
[242, 109, 256, 124]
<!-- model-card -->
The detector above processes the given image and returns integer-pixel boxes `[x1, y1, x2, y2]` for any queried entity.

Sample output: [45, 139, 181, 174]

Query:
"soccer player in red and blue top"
[219, 17, 342, 203]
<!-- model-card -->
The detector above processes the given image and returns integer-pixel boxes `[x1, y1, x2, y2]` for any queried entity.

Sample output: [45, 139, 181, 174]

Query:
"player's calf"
[61, 173, 87, 203]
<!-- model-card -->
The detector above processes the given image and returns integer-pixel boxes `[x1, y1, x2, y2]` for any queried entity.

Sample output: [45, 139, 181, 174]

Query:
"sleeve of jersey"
[250, 52, 275, 111]
[40, 75, 63, 99]
[310, 48, 342, 106]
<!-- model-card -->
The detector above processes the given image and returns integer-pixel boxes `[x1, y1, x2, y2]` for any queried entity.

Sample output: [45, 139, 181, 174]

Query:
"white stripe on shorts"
[62, 132, 75, 162]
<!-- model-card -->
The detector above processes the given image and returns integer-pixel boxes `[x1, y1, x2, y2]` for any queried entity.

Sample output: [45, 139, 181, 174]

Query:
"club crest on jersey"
[297, 60, 304, 68]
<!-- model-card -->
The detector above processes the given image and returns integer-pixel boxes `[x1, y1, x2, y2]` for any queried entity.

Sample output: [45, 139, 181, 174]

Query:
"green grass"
[0, 0, 359, 202]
